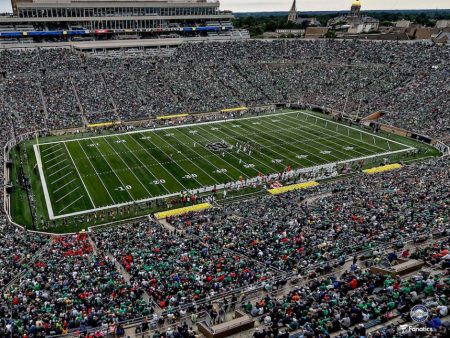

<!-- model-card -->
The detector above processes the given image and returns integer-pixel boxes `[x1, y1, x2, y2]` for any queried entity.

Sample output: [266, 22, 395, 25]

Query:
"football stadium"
[0, 0, 449, 337]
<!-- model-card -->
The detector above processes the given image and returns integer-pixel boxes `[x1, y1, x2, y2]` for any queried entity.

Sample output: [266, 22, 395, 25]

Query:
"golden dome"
[352, 0, 362, 7]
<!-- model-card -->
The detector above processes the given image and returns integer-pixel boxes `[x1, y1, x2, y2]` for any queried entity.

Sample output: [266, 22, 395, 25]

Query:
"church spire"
[288, 0, 298, 23]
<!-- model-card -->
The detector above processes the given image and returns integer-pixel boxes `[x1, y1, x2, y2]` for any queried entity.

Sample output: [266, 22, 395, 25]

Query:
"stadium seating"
[0, 40, 449, 337]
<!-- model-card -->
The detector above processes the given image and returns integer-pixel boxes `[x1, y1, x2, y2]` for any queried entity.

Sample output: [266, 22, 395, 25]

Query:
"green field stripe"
[94, 137, 150, 201]
[202, 121, 285, 173]
[150, 129, 223, 186]
[66, 141, 116, 207]
[284, 114, 382, 156]
[242, 117, 328, 166]
[170, 128, 249, 181]
[101, 136, 154, 200]
[109, 135, 170, 197]
[124, 134, 187, 193]
[273, 116, 372, 158]
[292, 113, 390, 154]
[219, 120, 316, 169]
[257, 118, 355, 161]
[41, 143, 94, 215]
[77, 139, 133, 204]
[195, 124, 278, 175]
[254, 115, 353, 161]
[237, 121, 336, 166]
[133, 132, 199, 191]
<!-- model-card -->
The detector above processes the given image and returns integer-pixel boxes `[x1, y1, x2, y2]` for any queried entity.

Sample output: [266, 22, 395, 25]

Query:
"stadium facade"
[1, 0, 235, 42]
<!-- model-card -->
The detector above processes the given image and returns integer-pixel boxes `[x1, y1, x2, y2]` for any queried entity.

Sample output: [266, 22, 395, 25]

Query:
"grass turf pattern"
[34, 110, 412, 219]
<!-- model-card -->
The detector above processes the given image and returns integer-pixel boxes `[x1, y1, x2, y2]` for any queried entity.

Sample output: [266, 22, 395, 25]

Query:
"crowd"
[93, 220, 276, 310]
[0, 40, 448, 139]
[0, 39, 449, 337]
[0, 217, 48, 290]
[169, 156, 450, 273]
[1, 232, 151, 337]
[0, 155, 448, 336]
[246, 264, 449, 338]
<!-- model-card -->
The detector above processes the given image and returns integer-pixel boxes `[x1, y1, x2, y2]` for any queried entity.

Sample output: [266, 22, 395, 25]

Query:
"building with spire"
[328, 0, 379, 34]
[288, 0, 298, 23]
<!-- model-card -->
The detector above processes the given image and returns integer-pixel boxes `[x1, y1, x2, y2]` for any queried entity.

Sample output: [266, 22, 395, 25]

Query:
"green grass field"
[32, 110, 415, 220]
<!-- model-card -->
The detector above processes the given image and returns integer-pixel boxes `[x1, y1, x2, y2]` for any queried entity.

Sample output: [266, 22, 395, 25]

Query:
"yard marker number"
[183, 174, 198, 179]
[116, 185, 132, 191]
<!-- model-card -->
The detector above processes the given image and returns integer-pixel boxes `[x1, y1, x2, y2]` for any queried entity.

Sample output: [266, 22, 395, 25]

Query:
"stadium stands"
[0, 40, 448, 137]
[0, 39, 449, 337]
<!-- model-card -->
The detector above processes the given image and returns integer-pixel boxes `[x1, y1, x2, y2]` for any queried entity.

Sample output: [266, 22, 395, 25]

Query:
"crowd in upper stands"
[0, 40, 448, 139]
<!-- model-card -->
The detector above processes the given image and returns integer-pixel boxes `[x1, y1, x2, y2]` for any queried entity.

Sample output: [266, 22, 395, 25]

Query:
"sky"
[0, 0, 449, 13]
[221, 0, 450, 12]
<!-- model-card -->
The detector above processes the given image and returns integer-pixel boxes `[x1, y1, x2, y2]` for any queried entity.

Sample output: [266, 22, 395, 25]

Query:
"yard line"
[218, 121, 307, 167]
[89, 139, 136, 202]
[103, 136, 153, 197]
[44, 152, 65, 164]
[113, 136, 172, 195]
[171, 129, 240, 181]
[257, 119, 355, 161]
[59, 195, 83, 214]
[48, 163, 71, 177]
[127, 134, 190, 191]
[300, 111, 415, 151]
[149, 131, 218, 187]
[264, 116, 370, 158]
[53, 178, 77, 193]
[73, 141, 113, 206]
[47, 158, 67, 170]
[252, 116, 355, 161]
[196, 123, 280, 173]
[283, 114, 383, 155]
[43, 147, 63, 159]
[51, 171, 72, 185]
[237, 120, 325, 166]
[55, 186, 80, 203]
[41, 143, 60, 153]
[181, 127, 256, 178]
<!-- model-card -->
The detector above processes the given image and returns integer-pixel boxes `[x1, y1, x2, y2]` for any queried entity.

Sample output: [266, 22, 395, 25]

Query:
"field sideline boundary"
[34, 110, 416, 220]
[40, 148, 413, 220]
[33, 144, 55, 219]
[37, 110, 411, 148]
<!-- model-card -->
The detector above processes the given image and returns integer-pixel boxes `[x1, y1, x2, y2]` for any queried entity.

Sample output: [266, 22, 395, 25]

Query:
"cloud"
[220, 0, 450, 12]
[0, 0, 448, 15]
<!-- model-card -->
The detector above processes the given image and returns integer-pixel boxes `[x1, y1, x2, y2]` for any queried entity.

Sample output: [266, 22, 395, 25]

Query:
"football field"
[34, 111, 414, 219]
